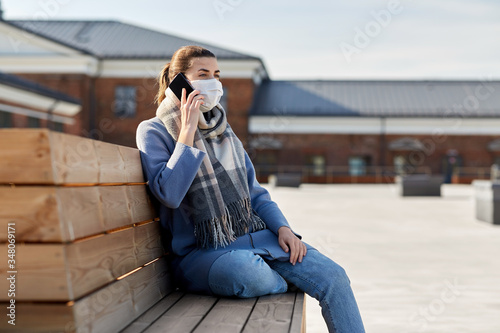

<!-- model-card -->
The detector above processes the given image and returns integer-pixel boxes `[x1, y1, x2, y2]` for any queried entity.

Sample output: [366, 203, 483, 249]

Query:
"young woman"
[136, 45, 365, 333]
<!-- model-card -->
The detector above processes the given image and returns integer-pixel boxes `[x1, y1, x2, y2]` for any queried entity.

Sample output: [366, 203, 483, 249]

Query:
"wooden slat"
[49, 130, 100, 184]
[94, 139, 127, 183]
[242, 292, 296, 333]
[0, 302, 75, 333]
[97, 186, 134, 230]
[0, 128, 55, 184]
[0, 129, 145, 185]
[193, 297, 257, 333]
[0, 186, 64, 241]
[0, 256, 173, 333]
[123, 292, 305, 333]
[289, 291, 306, 333]
[0, 220, 165, 301]
[74, 256, 172, 333]
[120, 291, 184, 333]
[126, 185, 158, 224]
[143, 294, 218, 333]
[0, 243, 67, 299]
[55, 186, 103, 241]
[0, 185, 156, 242]
[119, 145, 146, 183]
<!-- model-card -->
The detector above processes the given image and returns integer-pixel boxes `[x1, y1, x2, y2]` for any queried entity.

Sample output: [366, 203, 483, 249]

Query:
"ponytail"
[155, 62, 170, 105]
[156, 46, 216, 106]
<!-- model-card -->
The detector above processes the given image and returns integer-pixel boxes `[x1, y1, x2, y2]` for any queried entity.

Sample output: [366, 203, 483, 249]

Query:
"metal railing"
[453, 166, 491, 179]
[254, 165, 492, 184]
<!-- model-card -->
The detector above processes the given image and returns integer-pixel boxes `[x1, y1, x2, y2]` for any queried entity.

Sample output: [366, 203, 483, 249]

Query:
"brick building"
[1, 14, 498, 184]
[0, 17, 267, 147]
[248, 80, 500, 183]
[0, 71, 80, 131]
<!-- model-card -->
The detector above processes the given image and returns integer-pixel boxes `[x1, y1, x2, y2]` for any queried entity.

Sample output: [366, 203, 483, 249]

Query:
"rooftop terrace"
[264, 183, 500, 333]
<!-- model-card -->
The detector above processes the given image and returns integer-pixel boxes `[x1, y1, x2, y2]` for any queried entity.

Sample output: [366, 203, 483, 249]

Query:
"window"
[349, 156, 366, 176]
[27, 116, 40, 128]
[254, 150, 278, 173]
[0, 111, 12, 128]
[53, 122, 64, 133]
[305, 154, 326, 176]
[253, 149, 278, 178]
[393, 155, 408, 175]
[255, 150, 278, 166]
[349, 155, 371, 176]
[114, 86, 137, 118]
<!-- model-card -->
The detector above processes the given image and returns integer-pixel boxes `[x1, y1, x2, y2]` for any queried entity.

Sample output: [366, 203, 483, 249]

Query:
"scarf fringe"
[194, 197, 267, 249]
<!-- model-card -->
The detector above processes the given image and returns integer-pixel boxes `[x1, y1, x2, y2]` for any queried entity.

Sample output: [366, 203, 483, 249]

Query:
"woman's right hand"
[178, 88, 204, 146]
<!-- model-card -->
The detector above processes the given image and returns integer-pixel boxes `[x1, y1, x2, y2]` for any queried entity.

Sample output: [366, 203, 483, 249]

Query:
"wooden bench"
[0, 129, 306, 333]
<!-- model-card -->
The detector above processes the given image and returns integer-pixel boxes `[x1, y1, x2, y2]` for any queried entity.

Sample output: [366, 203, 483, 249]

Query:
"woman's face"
[184, 57, 220, 82]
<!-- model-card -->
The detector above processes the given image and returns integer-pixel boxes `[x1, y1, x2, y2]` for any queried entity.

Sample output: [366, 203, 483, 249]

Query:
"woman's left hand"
[278, 226, 307, 265]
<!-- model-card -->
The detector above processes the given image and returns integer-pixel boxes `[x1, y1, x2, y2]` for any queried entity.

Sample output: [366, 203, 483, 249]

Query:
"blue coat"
[136, 117, 297, 294]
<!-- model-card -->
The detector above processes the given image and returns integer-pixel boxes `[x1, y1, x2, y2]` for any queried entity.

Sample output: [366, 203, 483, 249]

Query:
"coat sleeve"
[244, 150, 301, 238]
[136, 120, 206, 209]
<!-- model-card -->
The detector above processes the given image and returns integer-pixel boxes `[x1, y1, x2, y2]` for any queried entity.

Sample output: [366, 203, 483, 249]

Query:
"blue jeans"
[208, 246, 365, 333]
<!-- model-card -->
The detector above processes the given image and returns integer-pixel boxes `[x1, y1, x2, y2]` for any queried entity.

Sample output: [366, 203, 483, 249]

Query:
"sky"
[2, 0, 500, 80]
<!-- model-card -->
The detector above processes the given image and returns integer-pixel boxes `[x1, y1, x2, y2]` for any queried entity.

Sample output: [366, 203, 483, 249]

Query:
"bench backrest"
[0, 129, 174, 332]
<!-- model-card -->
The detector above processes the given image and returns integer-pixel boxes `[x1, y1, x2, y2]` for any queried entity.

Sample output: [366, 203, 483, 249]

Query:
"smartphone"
[169, 73, 195, 101]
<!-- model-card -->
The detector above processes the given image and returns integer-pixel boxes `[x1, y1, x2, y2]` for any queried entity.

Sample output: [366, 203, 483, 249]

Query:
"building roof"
[250, 80, 500, 117]
[0, 71, 80, 104]
[6, 20, 261, 60]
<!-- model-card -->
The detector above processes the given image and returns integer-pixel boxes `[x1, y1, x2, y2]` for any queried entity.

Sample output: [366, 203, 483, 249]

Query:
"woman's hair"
[155, 45, 216, 105]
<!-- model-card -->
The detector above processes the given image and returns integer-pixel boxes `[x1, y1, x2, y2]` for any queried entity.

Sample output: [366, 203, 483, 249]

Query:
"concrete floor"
[263, 183, 500, 333]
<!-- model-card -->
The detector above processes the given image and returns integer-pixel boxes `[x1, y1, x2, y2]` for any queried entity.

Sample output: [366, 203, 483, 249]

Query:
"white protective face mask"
[190, 78, 224, 112]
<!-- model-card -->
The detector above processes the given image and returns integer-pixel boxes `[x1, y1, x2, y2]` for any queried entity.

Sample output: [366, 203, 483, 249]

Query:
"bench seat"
[121, 290, 305, 333]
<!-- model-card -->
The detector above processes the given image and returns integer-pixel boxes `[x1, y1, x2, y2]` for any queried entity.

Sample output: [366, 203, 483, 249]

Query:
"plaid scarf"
[156, 88, 266, 249]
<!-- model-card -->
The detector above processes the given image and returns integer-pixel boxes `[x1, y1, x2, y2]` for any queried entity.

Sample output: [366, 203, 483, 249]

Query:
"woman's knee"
[208, 250, 287, 298]
[329, 260, 351, 287]
[307, 249, 351, 289]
